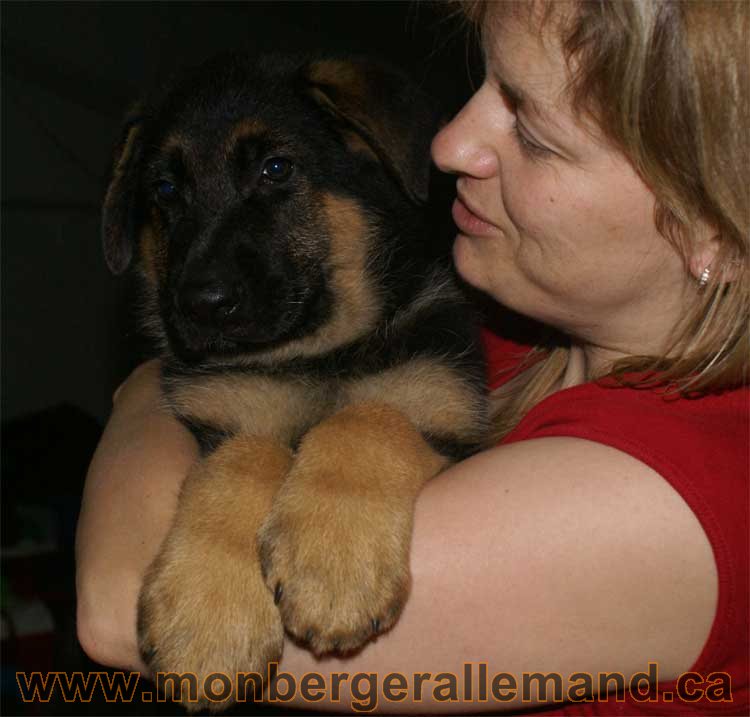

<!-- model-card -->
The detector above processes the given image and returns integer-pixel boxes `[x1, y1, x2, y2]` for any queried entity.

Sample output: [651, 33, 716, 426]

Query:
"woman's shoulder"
[479, 326, 748, 702]
[495, 330, 749, 567]
[503, 360, 749, 498]
[480, 323, 748, 485]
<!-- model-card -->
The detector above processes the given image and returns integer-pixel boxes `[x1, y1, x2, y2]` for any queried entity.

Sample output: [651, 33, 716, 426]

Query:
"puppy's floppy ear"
[101, 104, 146, 275]
[306, 58, 440, 205]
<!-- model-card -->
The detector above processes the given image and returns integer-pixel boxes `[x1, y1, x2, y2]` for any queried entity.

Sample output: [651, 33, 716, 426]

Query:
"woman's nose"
[431, 90, 500, 179]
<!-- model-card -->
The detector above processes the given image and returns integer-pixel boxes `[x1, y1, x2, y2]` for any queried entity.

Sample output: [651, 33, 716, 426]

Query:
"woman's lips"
[451, 196, 497, 236]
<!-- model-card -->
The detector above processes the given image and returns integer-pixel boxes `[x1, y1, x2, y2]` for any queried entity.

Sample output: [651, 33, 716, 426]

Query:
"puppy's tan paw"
[258, 402, 446, 656]
[138, 535, 282, 712]
[258, 479, 412, 655]
[137, 436, 293, 712]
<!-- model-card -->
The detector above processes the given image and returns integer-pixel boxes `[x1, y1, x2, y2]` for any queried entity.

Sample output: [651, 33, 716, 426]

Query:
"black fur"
[103, 52, 488, 457]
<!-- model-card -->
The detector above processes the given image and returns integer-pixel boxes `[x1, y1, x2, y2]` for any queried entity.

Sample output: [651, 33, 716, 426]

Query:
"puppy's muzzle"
[179, 278, 242, 327]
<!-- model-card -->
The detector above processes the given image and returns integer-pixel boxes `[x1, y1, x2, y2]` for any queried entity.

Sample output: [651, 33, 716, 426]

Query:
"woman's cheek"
[503, 167, 571, 252]
[502, 183, 572, 288]
[501, 177, 539, 249]
[500, 159, 545, 223]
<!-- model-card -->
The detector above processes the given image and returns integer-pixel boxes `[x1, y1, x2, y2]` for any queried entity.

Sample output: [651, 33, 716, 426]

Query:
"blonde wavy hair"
[454, 0, 749, 440]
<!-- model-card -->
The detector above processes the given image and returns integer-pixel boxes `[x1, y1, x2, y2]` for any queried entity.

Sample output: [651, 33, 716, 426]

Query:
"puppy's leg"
[257, 402, 447, 655]
[138, 436, 291, 712]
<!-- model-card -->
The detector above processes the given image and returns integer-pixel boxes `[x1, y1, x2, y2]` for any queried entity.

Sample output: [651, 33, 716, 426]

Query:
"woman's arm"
[75, 361, 199, 672]
[75, 363, 717, 711]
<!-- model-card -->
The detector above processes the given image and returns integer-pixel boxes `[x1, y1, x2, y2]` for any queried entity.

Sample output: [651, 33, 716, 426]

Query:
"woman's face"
[431, 15, 690, 353]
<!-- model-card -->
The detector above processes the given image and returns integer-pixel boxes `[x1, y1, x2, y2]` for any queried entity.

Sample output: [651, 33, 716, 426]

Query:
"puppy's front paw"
[138, 532, 282, 712]
[137, 436, 293, 712]
[258, 403, 446, 656]
[258, 476, 411, 656]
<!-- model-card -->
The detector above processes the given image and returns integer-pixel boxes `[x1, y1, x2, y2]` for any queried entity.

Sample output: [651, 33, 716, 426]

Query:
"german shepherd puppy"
[102, 53, 488, 710]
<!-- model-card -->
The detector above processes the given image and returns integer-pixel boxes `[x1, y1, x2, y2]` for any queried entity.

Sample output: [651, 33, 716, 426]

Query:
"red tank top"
[482, 327, 749, 716]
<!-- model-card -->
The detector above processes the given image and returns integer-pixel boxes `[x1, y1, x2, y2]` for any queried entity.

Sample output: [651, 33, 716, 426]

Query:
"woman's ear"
[687, 221, 742, 287]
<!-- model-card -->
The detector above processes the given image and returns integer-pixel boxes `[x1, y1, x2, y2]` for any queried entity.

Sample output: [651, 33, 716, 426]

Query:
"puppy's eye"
[154, 180, 178, 202]
[261, 157, 294, 183]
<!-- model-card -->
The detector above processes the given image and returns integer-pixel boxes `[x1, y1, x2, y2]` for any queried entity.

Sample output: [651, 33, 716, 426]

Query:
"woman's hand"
[75, 360, 200, 672]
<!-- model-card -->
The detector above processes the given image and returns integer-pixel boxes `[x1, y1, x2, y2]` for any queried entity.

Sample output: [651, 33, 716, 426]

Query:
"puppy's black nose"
[179, 281, 241, 325]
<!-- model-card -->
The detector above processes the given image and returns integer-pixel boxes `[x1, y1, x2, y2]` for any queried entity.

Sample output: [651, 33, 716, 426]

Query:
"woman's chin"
[452, 232, 525, 312]
[452, 233, 490, 293]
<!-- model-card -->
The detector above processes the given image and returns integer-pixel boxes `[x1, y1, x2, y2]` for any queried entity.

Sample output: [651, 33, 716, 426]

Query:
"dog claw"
[274, 583, 283, 605]
[140, 644, 157, 665]
[372, 618, 380, 634]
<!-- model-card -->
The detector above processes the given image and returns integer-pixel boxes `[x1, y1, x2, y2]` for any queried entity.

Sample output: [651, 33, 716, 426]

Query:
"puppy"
[102, 53, 489, 710]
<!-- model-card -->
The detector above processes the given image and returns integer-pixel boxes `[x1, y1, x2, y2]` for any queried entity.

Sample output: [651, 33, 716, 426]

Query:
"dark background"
[3, 0, 477, 426]
[1, 2, 476, 715]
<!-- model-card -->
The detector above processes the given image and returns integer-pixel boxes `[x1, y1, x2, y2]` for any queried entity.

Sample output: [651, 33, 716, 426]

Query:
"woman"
[76, 0, 748, 713]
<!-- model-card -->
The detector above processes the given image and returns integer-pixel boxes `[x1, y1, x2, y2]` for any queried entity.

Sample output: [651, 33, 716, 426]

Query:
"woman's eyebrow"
[499, 80, 524, 108]
[499, 79, 551, 124]
[498, 74, 569, 136]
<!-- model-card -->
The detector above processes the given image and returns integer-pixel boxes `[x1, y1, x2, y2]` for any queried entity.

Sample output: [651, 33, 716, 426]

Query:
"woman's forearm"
[75, 360, 199, 671]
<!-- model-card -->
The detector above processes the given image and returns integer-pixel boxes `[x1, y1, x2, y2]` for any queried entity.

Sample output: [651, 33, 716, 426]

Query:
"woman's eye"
[512, 120, 553, 161]
[154, 180, 178, 202]
[490, 76, 555, 162]
[261, 157, 294, 183]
